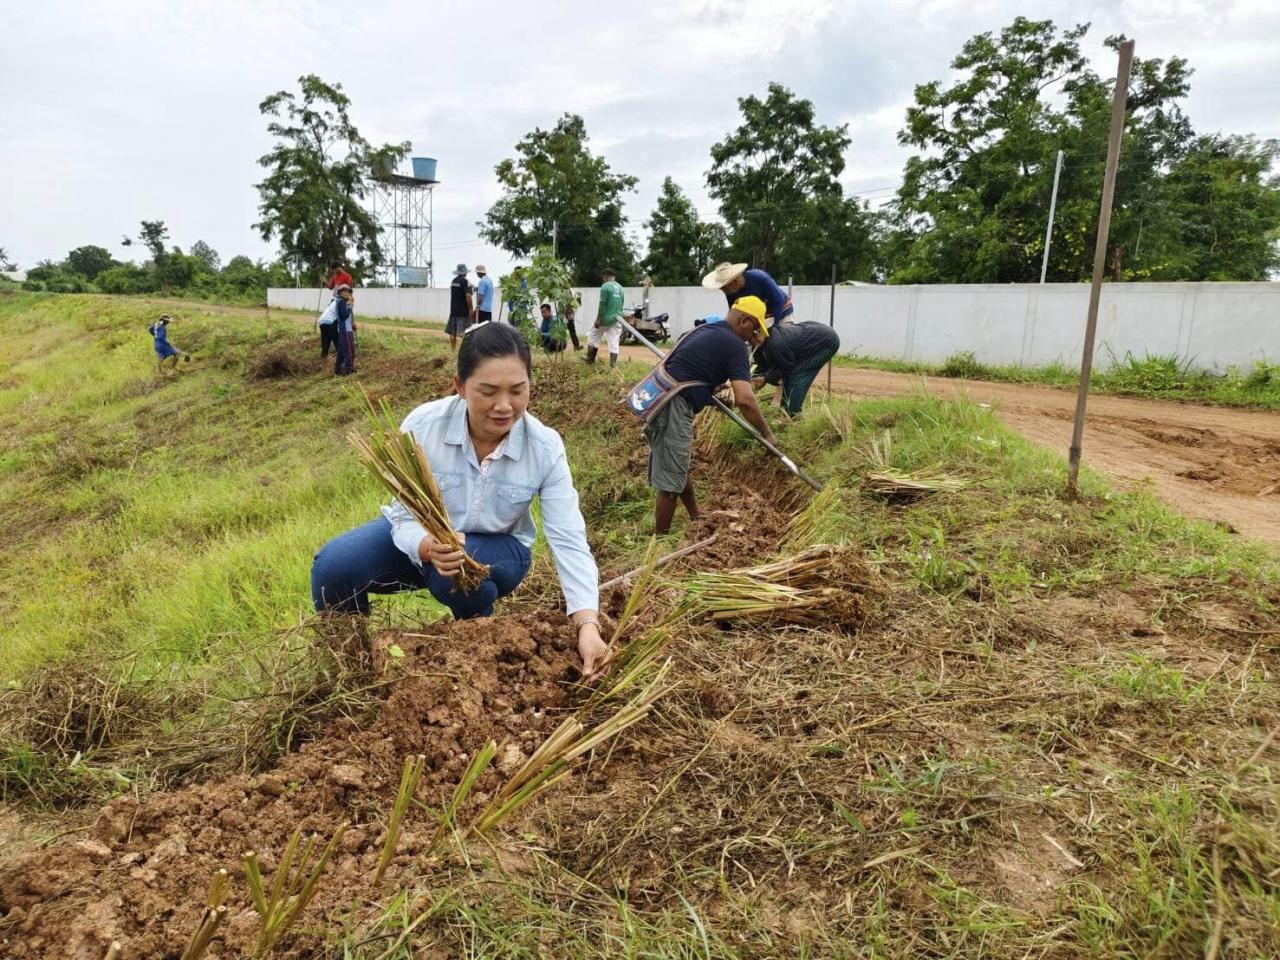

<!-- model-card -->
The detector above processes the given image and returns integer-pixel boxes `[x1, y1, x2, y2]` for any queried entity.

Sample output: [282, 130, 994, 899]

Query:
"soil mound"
[0, 612, 583, 959]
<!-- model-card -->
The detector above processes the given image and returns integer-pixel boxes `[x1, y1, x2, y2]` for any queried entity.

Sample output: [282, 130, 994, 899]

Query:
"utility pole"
[826, 262, 837, 395]
[552, 220, 558, 259]
[1040, 149, 1064, 284]
[1066, 40, 1134, 499]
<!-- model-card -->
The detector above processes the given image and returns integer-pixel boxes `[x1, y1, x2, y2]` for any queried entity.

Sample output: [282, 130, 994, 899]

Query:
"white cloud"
[2, 0, 1276, 274]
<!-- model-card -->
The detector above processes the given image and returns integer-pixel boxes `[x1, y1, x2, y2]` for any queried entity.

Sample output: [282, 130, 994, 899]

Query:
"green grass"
[834, 348, 1280, 409]
[3, 292, 1278, 957]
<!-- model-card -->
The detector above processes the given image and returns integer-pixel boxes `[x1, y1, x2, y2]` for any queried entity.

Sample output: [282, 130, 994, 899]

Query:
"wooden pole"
[826, 262, 837, 395]
[1040, 149, 1064, 284]
[1066, 40, 1133, 500]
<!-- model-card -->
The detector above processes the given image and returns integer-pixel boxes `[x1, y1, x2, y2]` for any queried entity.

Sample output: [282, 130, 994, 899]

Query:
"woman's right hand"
[419, 532, 468, 578]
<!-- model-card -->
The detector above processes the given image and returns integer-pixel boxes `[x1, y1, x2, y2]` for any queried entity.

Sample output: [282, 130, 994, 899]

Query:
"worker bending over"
[702, 262, 793, 325]
[628, 295, 778, 535]
[751, 320, 841, 417]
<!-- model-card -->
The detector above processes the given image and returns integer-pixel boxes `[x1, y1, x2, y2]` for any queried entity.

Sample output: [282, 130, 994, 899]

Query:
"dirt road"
[270, 309, 1279, 544]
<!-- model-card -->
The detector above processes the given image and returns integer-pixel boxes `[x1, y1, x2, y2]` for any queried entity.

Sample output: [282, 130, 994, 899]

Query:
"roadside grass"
[834, 349, 1280, 410]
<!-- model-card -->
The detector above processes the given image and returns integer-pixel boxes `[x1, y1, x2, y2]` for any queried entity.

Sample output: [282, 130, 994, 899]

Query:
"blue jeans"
[310, 517, 531, 619]
[780, 345, 839, 415]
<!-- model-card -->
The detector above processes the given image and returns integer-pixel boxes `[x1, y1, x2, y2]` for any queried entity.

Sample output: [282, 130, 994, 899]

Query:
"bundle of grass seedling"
[348, 392, 488, 593]
[180, 868, 229, 960]
[243, 823, 346, 957]
[680, 545, 867, 626]
[861, 430, 965, 499]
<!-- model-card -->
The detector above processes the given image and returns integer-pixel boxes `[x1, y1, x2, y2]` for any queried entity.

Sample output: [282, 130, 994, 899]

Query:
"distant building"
[1, 270, 27, 283]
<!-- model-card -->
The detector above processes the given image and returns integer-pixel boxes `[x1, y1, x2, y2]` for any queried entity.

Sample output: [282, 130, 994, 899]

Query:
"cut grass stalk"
[179, 866, 229, 959]
[243, 822, 347, 958]
[784, 484, 842, 549]
[427, 739, 496, 855]
[104, 942, 122, 960]
[348, 391, 487, 593]
[472, 664, 672, 835]
[374, 754, 426, 885]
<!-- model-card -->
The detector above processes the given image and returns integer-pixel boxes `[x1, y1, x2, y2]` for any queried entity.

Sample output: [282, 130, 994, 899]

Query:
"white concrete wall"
[270, 281, 1280, 372]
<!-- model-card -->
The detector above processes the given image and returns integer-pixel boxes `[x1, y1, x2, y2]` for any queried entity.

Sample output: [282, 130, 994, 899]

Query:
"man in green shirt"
[586, 267, 625, 367]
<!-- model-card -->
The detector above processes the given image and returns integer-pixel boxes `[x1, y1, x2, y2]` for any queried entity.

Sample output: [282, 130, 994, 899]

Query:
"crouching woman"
[310, 322, 610, 679]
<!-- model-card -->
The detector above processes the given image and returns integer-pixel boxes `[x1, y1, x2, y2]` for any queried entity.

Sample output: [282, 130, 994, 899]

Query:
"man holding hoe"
[629, 295, 779, 534]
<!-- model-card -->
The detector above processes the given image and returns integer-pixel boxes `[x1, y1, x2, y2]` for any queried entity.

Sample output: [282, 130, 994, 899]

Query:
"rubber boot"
[609, 353, 618, 368]
[585, 346, 598, 365]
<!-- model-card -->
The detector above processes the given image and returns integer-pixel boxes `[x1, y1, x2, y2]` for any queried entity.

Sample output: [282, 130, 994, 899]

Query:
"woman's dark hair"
[457, 322, 532, 381]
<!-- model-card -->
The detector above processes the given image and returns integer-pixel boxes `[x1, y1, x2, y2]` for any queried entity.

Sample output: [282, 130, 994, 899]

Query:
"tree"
[642, 178, 707, 285]
[255, 74, 409, 284]
[156, 247, 198, 291]
[0, 248, 16, 271]
[480, 113, 639, 285]
[524, 247, 576, 347]
[65, 245, 117, 281]
[887, 17, 1280, 282]
[137, 220, 170, 264]
[706, 83, 866, 281]
[189, 240, 221, 273]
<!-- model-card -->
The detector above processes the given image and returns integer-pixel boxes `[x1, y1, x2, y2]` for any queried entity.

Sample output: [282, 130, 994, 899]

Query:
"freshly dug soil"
[0, 613, 585, 959]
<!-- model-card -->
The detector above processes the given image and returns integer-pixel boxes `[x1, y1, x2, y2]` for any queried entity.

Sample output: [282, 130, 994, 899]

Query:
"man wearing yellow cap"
[640, 295, 779, 535]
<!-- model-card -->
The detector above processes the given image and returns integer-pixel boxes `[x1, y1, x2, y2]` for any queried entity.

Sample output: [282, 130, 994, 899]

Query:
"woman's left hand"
[577, 622, 611, 683]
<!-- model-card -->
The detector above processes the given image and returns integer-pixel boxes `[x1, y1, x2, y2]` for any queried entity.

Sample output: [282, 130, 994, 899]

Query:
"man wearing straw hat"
[641, 294, 778, 535]
[446, 263, 473, 351]
[702, 262, 793, 326]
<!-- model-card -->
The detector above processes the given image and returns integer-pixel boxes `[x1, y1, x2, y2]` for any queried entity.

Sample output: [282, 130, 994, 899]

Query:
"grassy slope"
[2, 293, 1278, 956]
[0, 293, 448, 681]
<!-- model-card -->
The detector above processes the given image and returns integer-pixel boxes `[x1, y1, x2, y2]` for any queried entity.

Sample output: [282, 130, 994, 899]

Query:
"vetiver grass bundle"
[348, 392, 488, 593]
[679, 545, 870, 627]
[861, 430, 965, 498]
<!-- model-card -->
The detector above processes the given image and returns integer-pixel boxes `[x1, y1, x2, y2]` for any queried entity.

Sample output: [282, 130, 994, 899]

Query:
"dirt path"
[227, 304, 1279, 543]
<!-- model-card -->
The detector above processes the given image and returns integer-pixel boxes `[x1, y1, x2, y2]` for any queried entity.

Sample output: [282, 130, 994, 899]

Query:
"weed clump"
[248, 346, 305, 380]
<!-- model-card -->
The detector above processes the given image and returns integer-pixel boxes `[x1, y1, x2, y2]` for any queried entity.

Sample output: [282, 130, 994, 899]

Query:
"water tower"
[368, 156, 438, 286]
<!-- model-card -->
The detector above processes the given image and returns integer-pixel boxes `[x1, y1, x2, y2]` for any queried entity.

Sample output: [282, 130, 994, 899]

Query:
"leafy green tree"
[498, 268, 537, 343]
[97, 263, 155, 294]
[887, 17, 1280, 282]
[0, 248, 16, 271]
[65, 245, 117, 281]
[642, 178, 708, 284]
[255, 74, 409, 284]
[480, 113, 639, 285]
[137, 220, 170, 264]
[706, 83, 868, 282]
[156, 247, 198, 291]
[189, 240, 221, 273]
[524, 247, 576, 347]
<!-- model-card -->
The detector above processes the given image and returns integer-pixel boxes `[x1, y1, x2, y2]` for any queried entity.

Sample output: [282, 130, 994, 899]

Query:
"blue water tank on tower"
[411, 157, 438, 181]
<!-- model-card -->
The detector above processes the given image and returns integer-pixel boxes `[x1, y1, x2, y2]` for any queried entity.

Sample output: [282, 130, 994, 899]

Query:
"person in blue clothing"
[331, 284, 356, 376]
[311, 322, 610, 680]
[702, 262, 793, 325]
[750, 320, 841, 417]
[147, 315, 189, 372]
[539, 303, 566, 353]
[473, 264, 495, 323]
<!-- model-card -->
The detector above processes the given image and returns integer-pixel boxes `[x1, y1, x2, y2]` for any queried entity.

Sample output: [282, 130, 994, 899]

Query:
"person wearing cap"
[147, 314, 189, 372]
[642, 294, 778, 535]
[332, 284, 356, 376]
[473, 265, 495, 324]
[447, 264, 474, 351]
[586, 267, 624, 367]
[703, 262, 793, 325]
[750, 319, 841, 417]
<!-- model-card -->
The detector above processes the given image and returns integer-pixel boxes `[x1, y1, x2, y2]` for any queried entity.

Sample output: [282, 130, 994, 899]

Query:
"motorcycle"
[619, 305, 670, 345]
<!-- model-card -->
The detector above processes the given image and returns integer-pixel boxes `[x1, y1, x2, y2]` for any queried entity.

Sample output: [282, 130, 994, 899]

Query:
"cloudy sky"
[3, 0, 1277, 279]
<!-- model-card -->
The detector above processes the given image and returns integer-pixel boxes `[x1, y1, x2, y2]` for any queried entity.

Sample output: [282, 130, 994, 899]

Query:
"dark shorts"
[643, 394, 697, 493]
[446, 314, 470, 336]
[477, 310, 493, 324]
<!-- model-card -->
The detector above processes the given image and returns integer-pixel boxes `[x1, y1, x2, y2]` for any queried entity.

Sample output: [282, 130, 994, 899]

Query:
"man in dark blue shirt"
[640, 294, 778, 534]
[703, 262, 793, 324]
